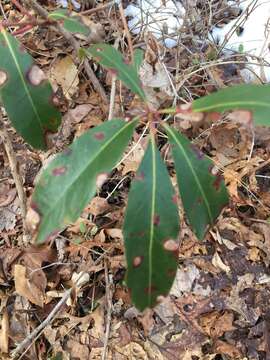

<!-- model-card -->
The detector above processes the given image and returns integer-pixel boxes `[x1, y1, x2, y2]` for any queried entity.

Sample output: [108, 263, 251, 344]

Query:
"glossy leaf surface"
[0, 29, 61, 149]
[164, 125, 228, 240]
[86, 44, 146, 100]
[123, 136, 180, 311]
[32, 119, 137, 243]
[193, 84, 270, 126]
[48, 9, 90, 36]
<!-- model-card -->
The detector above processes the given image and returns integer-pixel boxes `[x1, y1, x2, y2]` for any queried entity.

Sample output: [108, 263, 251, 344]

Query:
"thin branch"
[101, 260, 113, 360]
[119, 1, 134, 63]
[11, 287, 73, 358]
[0, 113, 27, 239]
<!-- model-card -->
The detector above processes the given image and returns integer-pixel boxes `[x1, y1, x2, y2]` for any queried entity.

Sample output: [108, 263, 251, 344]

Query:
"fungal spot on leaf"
[144, 285, 157, 294]
[213, 173, 223, 191]
[163, 239, 179, 252]
[63, 148, 72, 156]
[96, 48, 103, 52]
[197, 197, 203, 204]
[190, 144, 204, 160]
[153, 214, 160, 226]
[49, 117, 59, 128]
[108, 68, 118, 76]
[51, 94, 60, 107]
[96, 172, 108, 189]
[27, 65, 46, 86]
[19, 43, 27, 53]
[26, 206, 41, 232]
[135, 172, 145, 181]
[52, 166, 67, 176]
[172, 194, 178, 204]
[209, 164, 219, 176]
[94, 132, 105, 140]
[0, 70, 8, 87]
[167, 268, 176, 277]
[133, 256, 144, 268]
[157, 295, 166, 303]
[45, 229, 60, 243]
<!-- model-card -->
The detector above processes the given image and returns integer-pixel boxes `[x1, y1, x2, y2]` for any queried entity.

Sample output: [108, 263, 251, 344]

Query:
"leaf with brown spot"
[164, 125, 229, 240]
[192, 84, 270, 126]
[123, 135, 180, 311]
[0, 29, 61, 149]
[31, 119, 137, 243]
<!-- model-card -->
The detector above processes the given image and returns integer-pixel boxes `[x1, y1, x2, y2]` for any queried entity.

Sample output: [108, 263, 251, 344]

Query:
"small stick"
[0, 114, 27, 238]
[11, 287, 73, 358]
[101, 260, 113, 360]
[27, 0, 108, 105]
[108, 38, 120, 120]
[80, 1, 116, 16]
[119, 1, 134, 63]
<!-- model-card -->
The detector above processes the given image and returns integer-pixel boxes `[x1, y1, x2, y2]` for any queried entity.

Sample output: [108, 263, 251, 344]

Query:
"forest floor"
[1, 0, 270, 359]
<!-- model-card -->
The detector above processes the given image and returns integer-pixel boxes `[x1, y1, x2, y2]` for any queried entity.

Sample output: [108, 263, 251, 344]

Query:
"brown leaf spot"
[96, 172, 108, 189]
[0, 70, 8, 87]
[190, 144, 204, 160]
[153, 214, 160, 226]
[27, 65, 46, 86]
[63, 148, 72, 156]
[45, 229, 60, 243]
[163, 239, 179, 252]
[197, 197, 203, 204]
[133, 256, 144, 268]
[52, 166, 67, 176]
[172, 194, 178, 204]
[94, 132, 105, 140]
[108, 68, 118, 76]
[51, 94, 60, 107]
[26, 207, 40, 232]
[144, 285, 157, 294]
[135, 172, 145, 181]
[157, 295, 166, 303]
[167, 268, 176, 277]
[213, 173, 223, 191]
[49, 117, 59, 128]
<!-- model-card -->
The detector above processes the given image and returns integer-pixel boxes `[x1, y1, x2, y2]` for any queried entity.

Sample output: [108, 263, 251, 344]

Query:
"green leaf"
[123, 136, 180, 311]
[192, 84, 270, 126]
[31, 119, 137, 243]
[86, 44, 146, 100]
[0, 29, 61, 149]
[48, 9, 90, 36]
[164, 125, 228, 240]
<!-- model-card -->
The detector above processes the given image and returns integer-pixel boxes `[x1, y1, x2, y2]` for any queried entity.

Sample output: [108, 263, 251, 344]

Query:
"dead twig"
[0, 113, 28, 242]
[119, 1, 134, 63]
[11, 287, 73, 359]
[27, 0, 108, 105]
[101, 260, 113, 360]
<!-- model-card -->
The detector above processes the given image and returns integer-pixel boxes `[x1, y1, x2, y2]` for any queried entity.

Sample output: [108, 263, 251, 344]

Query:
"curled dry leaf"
[14, 264, 46, 307]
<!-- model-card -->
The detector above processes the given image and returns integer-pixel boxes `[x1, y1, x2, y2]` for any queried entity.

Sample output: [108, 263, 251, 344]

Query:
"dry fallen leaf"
[50, 56, 79, 99]
[14, 264, 45, 307]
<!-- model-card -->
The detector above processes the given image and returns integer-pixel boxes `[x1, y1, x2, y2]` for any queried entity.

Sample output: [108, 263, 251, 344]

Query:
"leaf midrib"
[148, 137, 156, 306]
[39, 120, 135, 237]
[165, 125, 214, 224]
